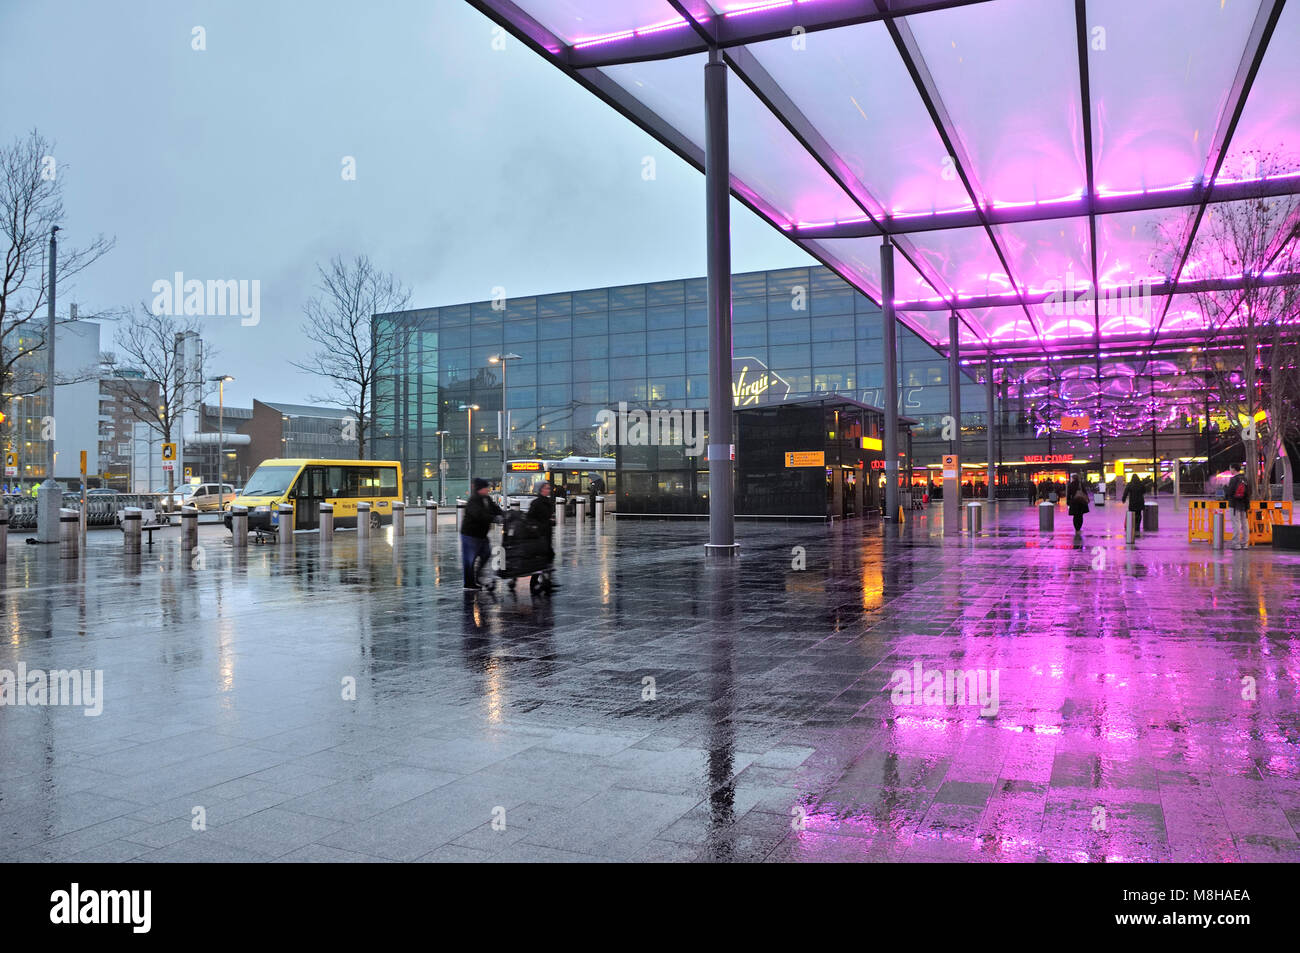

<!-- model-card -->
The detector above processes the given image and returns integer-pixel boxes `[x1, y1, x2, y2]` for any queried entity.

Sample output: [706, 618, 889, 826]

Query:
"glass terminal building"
[372, 265, 992, 506]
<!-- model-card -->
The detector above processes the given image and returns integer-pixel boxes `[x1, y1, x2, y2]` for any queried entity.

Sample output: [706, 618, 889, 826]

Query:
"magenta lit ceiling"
[467, 0, 1300, 363]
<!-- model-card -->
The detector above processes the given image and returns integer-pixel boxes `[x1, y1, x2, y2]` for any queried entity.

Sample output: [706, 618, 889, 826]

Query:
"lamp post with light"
[488, 353, 522, 479]
[207, 375, 234, 492]
[436, 429, 450, 504]
[459, 404, 479, 498]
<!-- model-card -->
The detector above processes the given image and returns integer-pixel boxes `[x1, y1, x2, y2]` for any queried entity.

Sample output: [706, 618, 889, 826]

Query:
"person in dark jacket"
[1225, 463, 1252, 549]
[1066, 474, 1090, 534]
[460, 478, 502, 590]
[1121, 473, 1146, 533]
[527, 481, 555, 526]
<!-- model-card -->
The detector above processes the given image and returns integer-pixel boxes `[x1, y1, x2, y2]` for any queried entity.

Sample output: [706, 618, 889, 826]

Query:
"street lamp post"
[488, 353, 522, 479]
[459, 404, 479, 498]
[208, 375, 234, 489]
[435, 429, 450, 504]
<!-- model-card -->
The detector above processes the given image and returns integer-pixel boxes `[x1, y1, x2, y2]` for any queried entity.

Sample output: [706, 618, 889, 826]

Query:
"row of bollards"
[26, 494, 596, 563]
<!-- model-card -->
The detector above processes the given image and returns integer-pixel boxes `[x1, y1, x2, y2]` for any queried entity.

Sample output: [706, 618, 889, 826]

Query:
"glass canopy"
[469, 0, 1300, 397]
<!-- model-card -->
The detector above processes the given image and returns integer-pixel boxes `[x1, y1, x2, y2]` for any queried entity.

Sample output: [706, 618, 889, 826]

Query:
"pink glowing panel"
[1161, 294, 1212, 334]
[905, 0, 1085, 207]
[899, 226, 1007, 302]
[897, 310, 955, 346]
[1089, 0, 1257, 193]
[1096, 207, 1193, 287]
[1027, 302, 1095, 343]
[986, 314, 1039, 348]
[816, 237, 882, 298]
[724, 69, 865, 226]
[745, 22, 971, 217]
[992, 216, 1092, 297]
[1224, 2, 1300, 177]
[599, 53, 708, 151]
[515, 0, 685, 47]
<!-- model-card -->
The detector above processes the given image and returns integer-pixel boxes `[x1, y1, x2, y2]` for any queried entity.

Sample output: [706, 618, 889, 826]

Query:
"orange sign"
[508, 461, 542, 471]
[1060, 415, 1090, 432]
[784, 451, 825, 468]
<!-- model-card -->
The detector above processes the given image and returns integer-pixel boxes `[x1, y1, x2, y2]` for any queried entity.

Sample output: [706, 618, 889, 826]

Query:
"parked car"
[187, 483, 237, 512]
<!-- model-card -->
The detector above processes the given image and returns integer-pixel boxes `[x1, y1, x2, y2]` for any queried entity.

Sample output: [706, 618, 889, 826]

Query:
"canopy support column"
[986, 353, 995, 502]
[882, 237, 899, 521]
[704, 48, 737, 558]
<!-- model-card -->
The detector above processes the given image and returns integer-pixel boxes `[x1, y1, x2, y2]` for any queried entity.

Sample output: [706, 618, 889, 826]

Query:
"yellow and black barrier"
[1188, 499, 1293, 545]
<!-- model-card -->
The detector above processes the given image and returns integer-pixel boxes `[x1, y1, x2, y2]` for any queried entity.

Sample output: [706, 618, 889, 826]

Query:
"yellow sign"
[162, 443, 177, 461]
[861, 436, 882, 451]
[1060, 414, 1090, 432]
[942, 454, 958, 480]
[1114, 460, 1124, 478]
[784, 451, 825, 468]
[184, 466, 193, 481]
[4, 451, 16, 477]
[508, 461, 542, 471]
[80, 450, 87, 475]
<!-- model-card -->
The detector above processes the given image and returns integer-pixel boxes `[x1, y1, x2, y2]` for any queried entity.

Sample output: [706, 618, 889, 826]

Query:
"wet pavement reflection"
[1, 499, 1298, 862]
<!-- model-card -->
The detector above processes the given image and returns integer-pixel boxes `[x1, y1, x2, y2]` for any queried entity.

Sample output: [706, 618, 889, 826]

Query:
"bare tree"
[292, 255, 412, 459]
[1156, 149, 1300, 499]
[104, 308, 211, 494]
[1, 129, 114, 434]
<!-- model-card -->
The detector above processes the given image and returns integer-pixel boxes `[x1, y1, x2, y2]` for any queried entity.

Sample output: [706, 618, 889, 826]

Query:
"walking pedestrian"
[1067, 473, 1089, 535]
[1225, 463, 1252, 549]
[460, 477, 502, 590]
[1121, 473, 1146, 534]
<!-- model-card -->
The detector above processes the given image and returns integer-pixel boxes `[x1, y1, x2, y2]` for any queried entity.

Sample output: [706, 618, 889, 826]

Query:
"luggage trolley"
[478, 510, 555, 594]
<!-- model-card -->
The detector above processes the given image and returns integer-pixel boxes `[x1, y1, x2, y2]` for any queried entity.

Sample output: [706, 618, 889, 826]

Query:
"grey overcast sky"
[0, 0, 813, 409]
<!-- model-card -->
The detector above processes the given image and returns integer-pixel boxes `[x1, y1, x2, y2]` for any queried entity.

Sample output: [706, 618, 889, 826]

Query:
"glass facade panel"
[375, 267, 992, 500]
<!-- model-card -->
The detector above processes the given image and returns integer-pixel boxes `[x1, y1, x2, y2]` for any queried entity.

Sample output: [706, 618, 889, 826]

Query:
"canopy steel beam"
[895, 270, 1300, 311]
[877, 3, 1048, 360]
[1138, 0, 1287, 374]
[788, 173, 1300, 239]
[565, 0, 999, 69]
[723, 44, 984, 344]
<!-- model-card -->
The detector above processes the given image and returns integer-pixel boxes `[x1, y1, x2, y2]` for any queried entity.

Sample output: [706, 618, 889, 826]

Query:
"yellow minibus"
[224, 459, 402, 533]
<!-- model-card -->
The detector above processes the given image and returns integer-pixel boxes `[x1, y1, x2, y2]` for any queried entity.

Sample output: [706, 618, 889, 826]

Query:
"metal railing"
[3, 493, 172, 530]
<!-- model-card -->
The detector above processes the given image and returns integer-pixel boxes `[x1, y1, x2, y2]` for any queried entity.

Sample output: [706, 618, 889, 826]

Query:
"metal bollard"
[123, 507, 142, 554]
[0, 508, 7, 563]
[456, 500, 466, 532]
[965, 502, 981, 534]
[60, 508, 79, 559]
[357, 502, 371, 541]
[318, 503, 333, 544]
[230, 505, 248, 549]
[595, 495, 605, 522]
[1212, 510, 1225, 550]
[181, 506, 198, 551]
[1125, 510, 1136, 543]
[575, 497, 587, 522]
[277, 504, 294, 549]
[425, 502, 438, 534]
[1038, 501, 1054, 531]
[555, 500, 566, 528]
[392, 501, 405, 537]
[1144, 501, 1158, 533]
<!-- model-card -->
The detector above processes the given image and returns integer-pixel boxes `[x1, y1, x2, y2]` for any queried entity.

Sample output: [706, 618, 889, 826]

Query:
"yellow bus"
[224, 459, 403, 533]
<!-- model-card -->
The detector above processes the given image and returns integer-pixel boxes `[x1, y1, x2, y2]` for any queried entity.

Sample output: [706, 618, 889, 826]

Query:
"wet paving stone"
[2, 499, 1299, 862]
